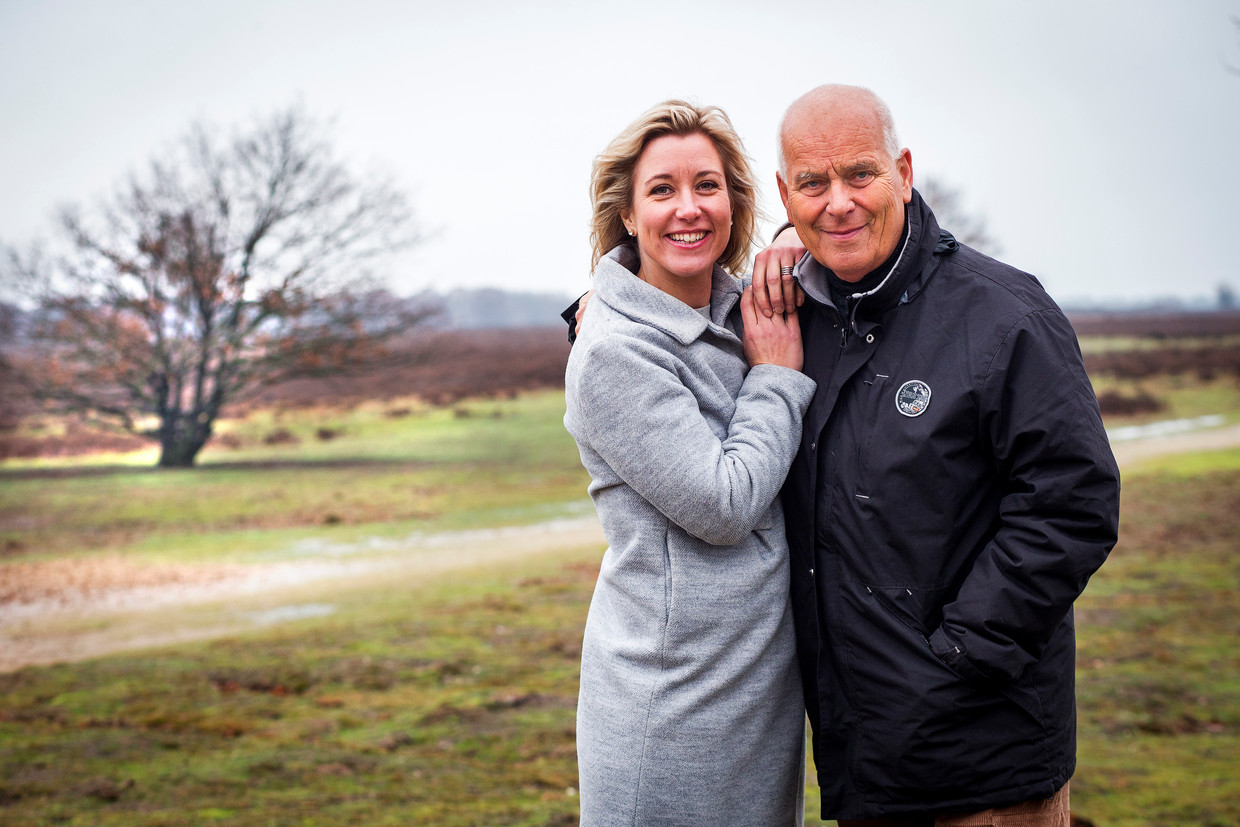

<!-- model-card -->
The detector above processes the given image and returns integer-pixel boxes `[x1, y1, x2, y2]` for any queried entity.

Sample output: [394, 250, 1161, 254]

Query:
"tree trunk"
[157, 414, 211, 467]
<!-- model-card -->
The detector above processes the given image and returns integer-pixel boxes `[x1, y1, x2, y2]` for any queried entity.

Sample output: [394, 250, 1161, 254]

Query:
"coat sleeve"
[569, 333, 816, 546]
[929, 308, 1121, 683]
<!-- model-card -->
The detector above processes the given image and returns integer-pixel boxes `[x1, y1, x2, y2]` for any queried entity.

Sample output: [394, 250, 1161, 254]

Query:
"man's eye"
[853, 171, 873, 183]
[801, 180, 825, 193]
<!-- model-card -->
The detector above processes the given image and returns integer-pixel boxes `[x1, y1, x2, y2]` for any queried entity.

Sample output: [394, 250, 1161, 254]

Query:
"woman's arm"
[568, 293, 814, 545]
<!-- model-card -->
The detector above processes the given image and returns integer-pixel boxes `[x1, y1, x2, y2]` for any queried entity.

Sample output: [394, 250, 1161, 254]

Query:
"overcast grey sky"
[2, 0, 1238, 305]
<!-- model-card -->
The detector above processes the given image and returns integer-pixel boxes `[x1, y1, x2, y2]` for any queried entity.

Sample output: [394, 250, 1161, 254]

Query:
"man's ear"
[897, 149, 913, 204]
[776, 172, 792, 218]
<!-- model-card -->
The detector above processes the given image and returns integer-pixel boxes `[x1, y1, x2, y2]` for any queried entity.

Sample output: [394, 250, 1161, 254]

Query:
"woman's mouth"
[668, 231, 709, 246]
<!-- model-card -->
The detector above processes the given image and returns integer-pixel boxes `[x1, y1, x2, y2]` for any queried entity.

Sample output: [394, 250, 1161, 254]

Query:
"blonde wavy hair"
[589, 100, 760, 275]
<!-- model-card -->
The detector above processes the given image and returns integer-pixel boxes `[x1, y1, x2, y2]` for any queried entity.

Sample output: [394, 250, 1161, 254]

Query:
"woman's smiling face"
[622, 132, 731, 303]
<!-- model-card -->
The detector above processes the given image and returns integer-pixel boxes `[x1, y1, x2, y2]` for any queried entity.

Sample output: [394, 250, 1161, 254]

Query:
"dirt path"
[1109, 421, 1240, 468]
[3, 421, 1238, 673]
[0, 516, 606, 672]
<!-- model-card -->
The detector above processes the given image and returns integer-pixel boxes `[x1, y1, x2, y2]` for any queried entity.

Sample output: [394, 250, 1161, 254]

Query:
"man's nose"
[825, 183, 853, 215]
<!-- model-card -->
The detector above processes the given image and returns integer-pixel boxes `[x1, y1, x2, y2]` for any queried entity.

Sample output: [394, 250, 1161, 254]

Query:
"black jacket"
[787, 191, 1120, 819]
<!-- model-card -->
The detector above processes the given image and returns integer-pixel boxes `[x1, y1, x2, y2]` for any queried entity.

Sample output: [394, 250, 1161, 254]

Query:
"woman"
[564, 100, 815, 826]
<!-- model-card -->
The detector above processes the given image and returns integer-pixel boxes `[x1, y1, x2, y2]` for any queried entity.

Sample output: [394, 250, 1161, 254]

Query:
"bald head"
[774, 84, 913, 282]
[777, 85, 900, 176]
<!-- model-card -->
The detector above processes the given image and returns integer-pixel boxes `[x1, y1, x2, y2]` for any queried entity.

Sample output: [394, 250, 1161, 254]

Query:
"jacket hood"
[592, 244, 743, 346]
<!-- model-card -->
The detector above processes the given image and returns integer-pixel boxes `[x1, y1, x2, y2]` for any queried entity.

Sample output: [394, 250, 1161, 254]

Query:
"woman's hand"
[740, 285, 803, 372]
[751, 225, 807, 318]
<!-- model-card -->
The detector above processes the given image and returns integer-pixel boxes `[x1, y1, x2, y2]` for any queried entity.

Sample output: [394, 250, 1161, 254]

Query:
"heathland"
[1, 316, 1238, 826]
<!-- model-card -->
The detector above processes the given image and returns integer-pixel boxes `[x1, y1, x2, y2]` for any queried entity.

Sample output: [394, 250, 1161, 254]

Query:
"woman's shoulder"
[577, 276, 692, 354]
[568, 317, 679, 379]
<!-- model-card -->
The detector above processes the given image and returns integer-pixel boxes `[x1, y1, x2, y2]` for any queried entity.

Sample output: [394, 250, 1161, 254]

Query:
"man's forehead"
[783, 111, 885, 160]
[784, 131, 887, 173]
[783, 90, 883, 139]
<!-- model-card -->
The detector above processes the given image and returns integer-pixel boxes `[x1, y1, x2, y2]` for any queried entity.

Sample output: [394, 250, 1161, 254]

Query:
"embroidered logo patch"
[895, 380, 931, 417]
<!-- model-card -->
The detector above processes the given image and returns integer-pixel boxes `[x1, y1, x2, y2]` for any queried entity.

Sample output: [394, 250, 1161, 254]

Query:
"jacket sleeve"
[570, 333, 816, 546]
[561, 295, 585, 344]
[929, 308, 1121, 683]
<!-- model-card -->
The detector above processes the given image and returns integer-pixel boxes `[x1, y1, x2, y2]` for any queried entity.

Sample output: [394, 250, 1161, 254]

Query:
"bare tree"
[3, 106, 434, 467]
[918, 177, 1001, 256]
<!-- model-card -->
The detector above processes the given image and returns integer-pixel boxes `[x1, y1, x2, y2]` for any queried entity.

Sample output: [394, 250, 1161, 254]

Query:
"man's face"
[777, 111, 913, 283]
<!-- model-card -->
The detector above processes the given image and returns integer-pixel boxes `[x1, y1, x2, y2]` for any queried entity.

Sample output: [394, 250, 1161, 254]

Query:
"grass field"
[1070, 451, 1240, 826]
[0, 393, 590, 562]
[0, 548, 596, 825]
[2, 390, 1239, 825]
[1090, 373, 1240, 425]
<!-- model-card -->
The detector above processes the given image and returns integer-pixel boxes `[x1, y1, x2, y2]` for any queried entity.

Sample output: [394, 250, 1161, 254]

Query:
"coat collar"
[795, 188, 951, 321]
[593, 244, 743, 346]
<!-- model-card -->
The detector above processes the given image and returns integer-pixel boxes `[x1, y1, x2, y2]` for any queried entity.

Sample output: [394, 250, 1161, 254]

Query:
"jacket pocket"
[853, 373, 891, 497]
[836, 581, 1050, 802]
[929, 626, 1046, 726]
[864, 583, 933, 637]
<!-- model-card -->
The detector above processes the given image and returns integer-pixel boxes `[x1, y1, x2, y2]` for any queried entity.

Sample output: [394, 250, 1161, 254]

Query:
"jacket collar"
[593, 244, 743, 346]
[795, 188, 950, 321]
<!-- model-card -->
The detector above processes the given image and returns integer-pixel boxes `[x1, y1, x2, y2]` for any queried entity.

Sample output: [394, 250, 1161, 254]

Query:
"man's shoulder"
[934, 243, 1062, 319]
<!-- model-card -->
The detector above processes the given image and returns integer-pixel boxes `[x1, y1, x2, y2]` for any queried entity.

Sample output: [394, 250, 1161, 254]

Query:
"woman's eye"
[651, 185, 672, 196]
[697, 180, 720, 192]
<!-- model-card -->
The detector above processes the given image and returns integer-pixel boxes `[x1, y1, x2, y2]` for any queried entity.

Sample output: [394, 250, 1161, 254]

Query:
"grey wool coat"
[564, 245, 816, 826]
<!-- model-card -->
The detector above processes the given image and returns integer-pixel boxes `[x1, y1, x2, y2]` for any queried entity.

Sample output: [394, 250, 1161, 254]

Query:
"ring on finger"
[779, 266, 794, 276]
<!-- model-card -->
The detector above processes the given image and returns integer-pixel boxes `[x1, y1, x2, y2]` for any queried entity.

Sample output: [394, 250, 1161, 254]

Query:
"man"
[760, 85, 1120, 824]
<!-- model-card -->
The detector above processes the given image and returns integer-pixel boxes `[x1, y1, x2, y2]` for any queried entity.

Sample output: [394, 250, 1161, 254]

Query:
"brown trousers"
[836, 783, 1070, 827]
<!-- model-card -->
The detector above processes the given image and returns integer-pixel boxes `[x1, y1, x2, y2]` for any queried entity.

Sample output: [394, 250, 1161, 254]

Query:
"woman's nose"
[674, 192, 702, 219]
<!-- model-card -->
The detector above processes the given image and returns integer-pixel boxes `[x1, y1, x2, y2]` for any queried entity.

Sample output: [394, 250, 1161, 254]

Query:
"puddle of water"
[284, 536, 401, 557]
[247, 603, 337, 626]
[270, 506, 599, 560]
[1106, 415, 1227, 443]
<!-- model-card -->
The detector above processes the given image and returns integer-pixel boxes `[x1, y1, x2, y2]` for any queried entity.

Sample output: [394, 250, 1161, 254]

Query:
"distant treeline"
[1067, 311, 1240, 339]
[422, 288, 578, 330]
[3, 303, 1238, 453]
